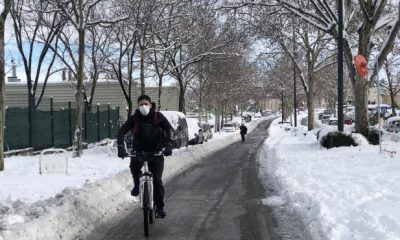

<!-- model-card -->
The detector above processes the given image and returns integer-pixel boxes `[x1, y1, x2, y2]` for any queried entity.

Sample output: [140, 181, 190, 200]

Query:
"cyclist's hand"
[117, 145, 127, 159]
[163, 146, 173, 156]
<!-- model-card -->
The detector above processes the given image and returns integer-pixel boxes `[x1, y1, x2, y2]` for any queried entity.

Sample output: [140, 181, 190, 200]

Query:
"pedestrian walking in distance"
[240, 124, 247, 142]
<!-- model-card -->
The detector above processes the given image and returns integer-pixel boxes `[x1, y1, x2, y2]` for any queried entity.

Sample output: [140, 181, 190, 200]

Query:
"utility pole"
[337, 0, 344, 132]
[292, 16, 297, 127]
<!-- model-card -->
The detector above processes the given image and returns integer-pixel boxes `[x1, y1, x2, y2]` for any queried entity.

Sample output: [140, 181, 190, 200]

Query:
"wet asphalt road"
[84, 119, 309, 240]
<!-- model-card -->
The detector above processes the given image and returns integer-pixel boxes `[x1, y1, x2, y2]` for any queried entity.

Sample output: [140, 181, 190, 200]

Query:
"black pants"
[241, 133, 245, 142]
[130, 156, 165, 209]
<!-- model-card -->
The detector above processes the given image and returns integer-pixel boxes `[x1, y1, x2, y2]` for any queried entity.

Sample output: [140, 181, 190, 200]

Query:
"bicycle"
[126, 150, 163, 237]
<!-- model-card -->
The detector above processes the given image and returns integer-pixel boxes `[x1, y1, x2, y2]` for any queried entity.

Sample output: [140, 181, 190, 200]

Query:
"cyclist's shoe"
[155, 208, 166, 218]
[130, 185, 139, 196]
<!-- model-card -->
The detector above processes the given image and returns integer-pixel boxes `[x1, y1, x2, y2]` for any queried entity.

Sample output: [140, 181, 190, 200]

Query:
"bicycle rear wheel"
[143, 182, 149, 236]
[149, 209, 153, 224]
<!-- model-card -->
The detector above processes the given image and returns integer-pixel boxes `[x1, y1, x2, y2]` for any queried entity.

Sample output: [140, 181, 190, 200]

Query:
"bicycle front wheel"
[143, 182, 149, 236]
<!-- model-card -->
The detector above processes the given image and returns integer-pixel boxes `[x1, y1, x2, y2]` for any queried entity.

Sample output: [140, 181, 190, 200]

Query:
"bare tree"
[84, 23, 110, 110]
[187, 62, 212, 123]
[10, 0, 65, 108]
[382, 53, 400, 116]
[277, 0, 400, 136]
[0, 0, 12, 171]
[103, 20, 138, 117]
[50, 0, 127, 157]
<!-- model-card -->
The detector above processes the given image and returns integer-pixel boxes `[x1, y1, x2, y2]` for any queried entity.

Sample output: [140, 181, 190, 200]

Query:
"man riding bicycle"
[117, 95, 174, 218]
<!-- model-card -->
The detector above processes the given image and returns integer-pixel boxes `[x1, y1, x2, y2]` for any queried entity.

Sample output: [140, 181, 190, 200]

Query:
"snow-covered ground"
[259, 114, 400, 240]
[0, 117, 265, 240]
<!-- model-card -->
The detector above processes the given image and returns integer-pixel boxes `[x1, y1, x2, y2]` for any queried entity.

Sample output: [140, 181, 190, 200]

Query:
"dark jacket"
[240, 125, 247, 135]
[117, 109, 174, 152]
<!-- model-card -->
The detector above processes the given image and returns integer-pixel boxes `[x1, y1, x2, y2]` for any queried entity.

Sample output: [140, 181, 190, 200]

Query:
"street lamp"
[337, 0, 344, 132]
[292, 16, 297, 127]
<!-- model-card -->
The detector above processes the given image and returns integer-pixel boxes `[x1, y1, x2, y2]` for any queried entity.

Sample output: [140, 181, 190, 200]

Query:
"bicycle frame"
[139, 160, 154, 210]
[124, 146, 163, 237]
[126, 150, 162, 210]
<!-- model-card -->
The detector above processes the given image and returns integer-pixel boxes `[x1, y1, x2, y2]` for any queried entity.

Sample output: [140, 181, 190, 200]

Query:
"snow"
[0, 117, 267, 240]
[259, 114, 400, 240]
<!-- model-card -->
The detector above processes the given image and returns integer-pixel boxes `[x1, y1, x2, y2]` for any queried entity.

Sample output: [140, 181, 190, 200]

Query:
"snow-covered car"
[384, 116, 400, 133]
[321, 115, 330, 124]
[328, 118, 338, 126]
[222, 123, 236, 132]
[186, 118, 205, 145]
[160, 111, 189, 148]
[201, 123, 213, 142]
[242, 114, 251, 122]
[254, 112, 262, 118]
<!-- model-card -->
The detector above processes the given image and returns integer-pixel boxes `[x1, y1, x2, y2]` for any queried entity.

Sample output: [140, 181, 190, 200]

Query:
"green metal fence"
[4, 99, 120, 151]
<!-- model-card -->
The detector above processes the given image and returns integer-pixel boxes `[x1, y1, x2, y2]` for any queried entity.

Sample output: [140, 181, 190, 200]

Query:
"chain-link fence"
[4, 98, 120, 151]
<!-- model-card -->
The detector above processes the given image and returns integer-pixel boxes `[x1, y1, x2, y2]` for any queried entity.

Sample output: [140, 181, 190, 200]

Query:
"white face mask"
[139, 105, 150, 116]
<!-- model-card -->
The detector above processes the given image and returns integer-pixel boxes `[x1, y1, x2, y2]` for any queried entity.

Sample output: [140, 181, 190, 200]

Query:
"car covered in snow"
[328, 118, 338, 126]
[186, 117, 205, 145]
[201, 123, 213, 142]
[160, 111, 189, 148]
[222, 123, 236, 132]
[384, 116, 400, 133]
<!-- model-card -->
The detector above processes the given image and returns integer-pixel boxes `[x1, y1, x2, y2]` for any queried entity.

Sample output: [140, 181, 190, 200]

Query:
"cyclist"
[117, 95, 174, 218]
[239, 123, 247, 142]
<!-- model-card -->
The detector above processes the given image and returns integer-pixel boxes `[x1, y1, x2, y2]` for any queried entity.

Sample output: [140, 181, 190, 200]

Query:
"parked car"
[321, 114, 331, 124]
[254, 112, 262, 118]
[222, 123, 236, 132]
[186, 118, 205, 145]
[384, 116, 400, 133]
[328, 118, 338, 126]
[229, 121, 240, 130]
[201, 123, 213, 142]
[160, 111, 189, 148]
[242, 114, 251, 123]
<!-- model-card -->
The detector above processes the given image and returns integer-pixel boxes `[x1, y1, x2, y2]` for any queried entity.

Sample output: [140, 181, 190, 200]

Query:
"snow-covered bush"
[367, 129, 380, 145]
[320, 132, 357, 149]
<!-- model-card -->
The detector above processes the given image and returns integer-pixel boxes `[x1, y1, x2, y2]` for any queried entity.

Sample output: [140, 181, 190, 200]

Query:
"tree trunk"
[73, 28, 85, 158]
[178, 79, 185, 113]
[0, 15, 6, 171]
[140, 48, 145, 95]
[198, 92, 202, 124]
[354, 75, 369, 137]
[306, 93, 314, 131]
[390, 94, 396, 116]
[158, 75, 162, 111]
[214, 107, 218, 132]
[389, 88, 396, 116]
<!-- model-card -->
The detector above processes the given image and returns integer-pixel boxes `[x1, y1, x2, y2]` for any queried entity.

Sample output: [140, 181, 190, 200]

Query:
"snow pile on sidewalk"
[0, 118, 265, 240]
[259, 117, 400, 240]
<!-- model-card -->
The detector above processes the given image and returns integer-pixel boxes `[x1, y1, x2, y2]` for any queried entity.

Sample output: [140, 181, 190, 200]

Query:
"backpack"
[131, 112, 163, 151]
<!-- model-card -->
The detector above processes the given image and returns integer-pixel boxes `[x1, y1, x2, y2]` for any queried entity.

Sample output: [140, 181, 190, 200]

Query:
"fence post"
[68, 101, 72, 146]
[28, 100, 33, 148]
[50, 97, 54, 147]
[84, 101, 88, 142]
[97, 104, 100, 142]
[108, 104, 111, 138]
[117, 106, 120, 126]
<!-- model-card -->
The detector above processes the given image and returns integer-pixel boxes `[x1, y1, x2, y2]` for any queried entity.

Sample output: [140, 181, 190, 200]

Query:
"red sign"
[354, 55, 368, 78]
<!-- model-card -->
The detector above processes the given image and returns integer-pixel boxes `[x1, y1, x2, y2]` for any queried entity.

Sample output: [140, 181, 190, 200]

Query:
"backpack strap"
[132, 112, 159, 134]
[153, 112, 159, 125]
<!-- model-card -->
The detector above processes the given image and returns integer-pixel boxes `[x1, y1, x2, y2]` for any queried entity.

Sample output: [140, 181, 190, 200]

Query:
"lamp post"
[376, 61, 382, 154]
[292, 16, 297, 127]
[337, 0, 344, 132]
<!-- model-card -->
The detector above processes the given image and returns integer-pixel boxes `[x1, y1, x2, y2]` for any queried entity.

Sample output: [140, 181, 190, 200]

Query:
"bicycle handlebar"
[125, 150, 164, 158]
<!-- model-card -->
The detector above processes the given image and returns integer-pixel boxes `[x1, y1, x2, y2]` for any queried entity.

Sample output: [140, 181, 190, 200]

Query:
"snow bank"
[259, 117, 400, 240]
[0, 118, 267, 240]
